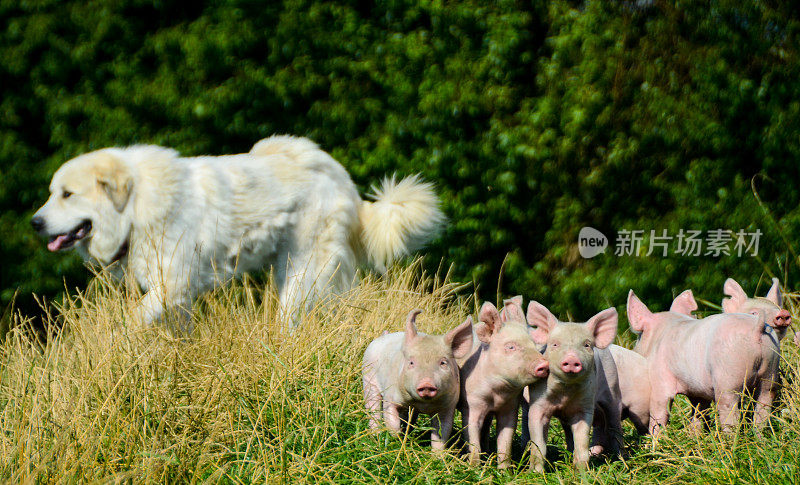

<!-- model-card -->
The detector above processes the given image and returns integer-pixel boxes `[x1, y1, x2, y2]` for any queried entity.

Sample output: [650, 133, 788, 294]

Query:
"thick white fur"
[34, 135, 444, 326]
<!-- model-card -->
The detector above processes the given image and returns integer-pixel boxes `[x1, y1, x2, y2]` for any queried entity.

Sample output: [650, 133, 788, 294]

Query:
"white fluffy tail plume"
[359, 175, 445, 272]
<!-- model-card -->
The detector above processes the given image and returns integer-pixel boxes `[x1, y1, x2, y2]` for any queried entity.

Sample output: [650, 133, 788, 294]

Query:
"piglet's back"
[662, 313, 766, 393]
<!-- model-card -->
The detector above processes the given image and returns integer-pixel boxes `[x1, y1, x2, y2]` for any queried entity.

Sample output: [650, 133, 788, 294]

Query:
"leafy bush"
[2, 0, 800, 323]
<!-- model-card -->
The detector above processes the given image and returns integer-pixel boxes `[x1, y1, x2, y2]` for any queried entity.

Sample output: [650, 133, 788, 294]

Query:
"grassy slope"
[0, 263, 798, 483]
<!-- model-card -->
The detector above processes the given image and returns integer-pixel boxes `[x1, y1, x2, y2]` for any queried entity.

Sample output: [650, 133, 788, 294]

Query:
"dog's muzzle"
[44, 219, 92, 251]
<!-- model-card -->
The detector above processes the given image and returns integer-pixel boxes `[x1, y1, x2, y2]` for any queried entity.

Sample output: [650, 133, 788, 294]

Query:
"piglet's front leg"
[494, 407, 518, 469]
[527, 406, 550, 473]
[462, 404, 487, 465]
[569, 413, 593, 470]
[648, 387, 674, 439]
[429, 408, 455, 451]
[382, 402, 406, 434]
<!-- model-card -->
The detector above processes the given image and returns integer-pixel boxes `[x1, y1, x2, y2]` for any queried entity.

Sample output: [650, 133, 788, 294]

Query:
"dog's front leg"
[136, 288, 194, 335]
[138, 287, 166, 325]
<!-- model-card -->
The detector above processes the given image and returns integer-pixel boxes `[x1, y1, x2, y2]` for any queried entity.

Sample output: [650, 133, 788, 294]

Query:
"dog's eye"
[62, 190, 73, 199]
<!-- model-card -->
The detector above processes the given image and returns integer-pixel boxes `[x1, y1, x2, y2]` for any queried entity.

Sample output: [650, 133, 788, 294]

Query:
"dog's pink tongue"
[47, 235, 69, 251]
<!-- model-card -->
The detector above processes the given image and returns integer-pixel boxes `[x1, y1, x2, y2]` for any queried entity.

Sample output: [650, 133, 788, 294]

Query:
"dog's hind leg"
[277, 266, 314, 329]
[276, 248, 355, 329]
[273, 249, 313, 329]
[276, 202, 359, 328]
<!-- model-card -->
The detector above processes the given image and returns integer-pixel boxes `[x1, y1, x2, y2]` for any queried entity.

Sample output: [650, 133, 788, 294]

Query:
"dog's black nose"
[31, 216, 45, 232]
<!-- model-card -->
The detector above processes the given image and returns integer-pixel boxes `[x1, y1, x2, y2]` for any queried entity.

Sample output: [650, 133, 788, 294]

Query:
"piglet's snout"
[531, 359, 549, 378]
[775, 310, 792, 328]
[560, 353, 583, 374]
[416, 379, 438, 398]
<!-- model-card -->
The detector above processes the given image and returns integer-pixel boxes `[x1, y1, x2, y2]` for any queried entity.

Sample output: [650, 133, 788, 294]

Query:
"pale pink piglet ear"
[669, 289, 698, 317]
[765, 277, 783, 307]
[504, 295, 523, 307]
[586, 307, 618, 349]
[627, 290, 654, 334]
[404, 309, 422, 347]
[526, 300, 558, 345]
[722, 278, 748, 313]
[476, 302, 503, 344]
[445, 316, 474, 359]
[501, 295, 526, 323]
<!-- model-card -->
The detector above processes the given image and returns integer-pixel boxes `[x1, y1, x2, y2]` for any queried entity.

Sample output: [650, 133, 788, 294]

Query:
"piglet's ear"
[445, 316, 474, 359]
[766, 278, 783, 307]
[501, 296, 526, 323]
[478, 302, 503, 331]
[722, 278, 748, 313]
[505, 295, 523, 307]
[669, 289, 698, 317]
[526, 300, 557, 345]
[627, 290, 653, 334]
[404, 309, 422, 348]
[477, 302, 502, 344]
[587, 307, 618, 349]
[475, 323, 491, 344]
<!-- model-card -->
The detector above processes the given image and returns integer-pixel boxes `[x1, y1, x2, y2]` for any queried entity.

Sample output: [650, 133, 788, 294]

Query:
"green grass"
[0, 262, 798, 483]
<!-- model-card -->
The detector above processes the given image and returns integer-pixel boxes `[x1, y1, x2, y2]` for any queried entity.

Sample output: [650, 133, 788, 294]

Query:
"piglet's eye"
[505, 342, 517, 351]
[440, 358, 448, 366]
[408, 359, 415, 367]
[62, 190, 73, 199]
[584, 342, 591, 348]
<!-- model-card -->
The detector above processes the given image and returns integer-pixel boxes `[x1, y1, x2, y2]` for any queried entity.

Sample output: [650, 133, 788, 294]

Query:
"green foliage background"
[2, 0, 800, 322]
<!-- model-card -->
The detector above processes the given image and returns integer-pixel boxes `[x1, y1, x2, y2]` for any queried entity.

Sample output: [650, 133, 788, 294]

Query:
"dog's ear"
[95, 153, 133, 212]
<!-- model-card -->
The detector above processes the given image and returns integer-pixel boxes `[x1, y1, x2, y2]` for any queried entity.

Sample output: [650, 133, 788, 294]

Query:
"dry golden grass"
[0, 262, 798, 483]
[0, 262, 479, 482]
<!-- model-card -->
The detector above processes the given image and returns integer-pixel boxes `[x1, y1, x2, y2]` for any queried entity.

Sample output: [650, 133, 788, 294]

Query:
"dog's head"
[32, 149, 133, 264]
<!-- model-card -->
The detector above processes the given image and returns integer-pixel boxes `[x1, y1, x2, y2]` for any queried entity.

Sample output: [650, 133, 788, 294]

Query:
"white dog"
[32, 135, 444, 326]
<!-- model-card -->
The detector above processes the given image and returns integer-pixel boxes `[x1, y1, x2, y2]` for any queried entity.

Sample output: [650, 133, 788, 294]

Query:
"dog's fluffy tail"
[359, 175, 445, 272]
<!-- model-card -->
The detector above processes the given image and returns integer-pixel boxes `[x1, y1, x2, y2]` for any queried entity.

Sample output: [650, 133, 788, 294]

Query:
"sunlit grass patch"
[0, 262, 797, 483]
